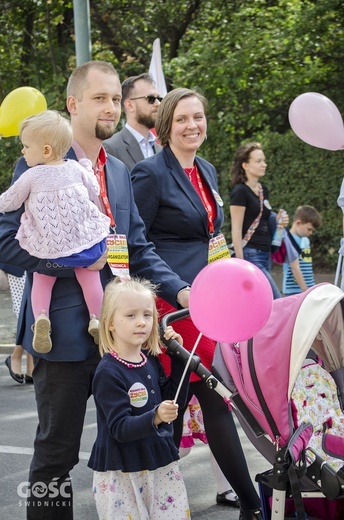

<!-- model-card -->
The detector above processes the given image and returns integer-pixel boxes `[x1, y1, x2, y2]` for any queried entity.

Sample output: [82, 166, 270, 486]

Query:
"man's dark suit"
[0, 148, 189, 519]
[103, 126, 162, 171]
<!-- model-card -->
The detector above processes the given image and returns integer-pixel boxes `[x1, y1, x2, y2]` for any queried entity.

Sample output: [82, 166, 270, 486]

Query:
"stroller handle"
[159, 308, 219, 389]
[160, 308, 189, 332]
[160, 310, 267, 437]
[160, 308, 191, 356]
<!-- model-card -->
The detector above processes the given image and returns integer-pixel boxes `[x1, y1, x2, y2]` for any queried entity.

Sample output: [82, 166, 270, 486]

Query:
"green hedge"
[0, 136, 21, 192]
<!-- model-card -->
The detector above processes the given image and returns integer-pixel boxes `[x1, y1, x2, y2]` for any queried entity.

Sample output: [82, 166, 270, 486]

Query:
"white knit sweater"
[0, 159, 110, 258]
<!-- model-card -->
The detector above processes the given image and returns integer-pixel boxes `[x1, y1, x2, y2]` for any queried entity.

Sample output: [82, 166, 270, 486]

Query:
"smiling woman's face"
[169, 96, 207, 156]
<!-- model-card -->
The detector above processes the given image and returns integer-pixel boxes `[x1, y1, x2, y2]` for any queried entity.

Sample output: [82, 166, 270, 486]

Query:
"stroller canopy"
[219, 283, 344, 446]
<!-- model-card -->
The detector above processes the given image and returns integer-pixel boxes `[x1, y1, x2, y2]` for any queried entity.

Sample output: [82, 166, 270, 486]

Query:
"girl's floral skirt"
[93, 461, 190, 519]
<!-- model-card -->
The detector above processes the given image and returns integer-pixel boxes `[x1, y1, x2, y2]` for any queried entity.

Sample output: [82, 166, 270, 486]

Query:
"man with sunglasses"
[104, 73, 163, 170]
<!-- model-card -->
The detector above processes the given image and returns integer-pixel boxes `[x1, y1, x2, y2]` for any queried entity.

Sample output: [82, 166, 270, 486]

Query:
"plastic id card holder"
[106, 234, 130, 278]
[208, 233, 230, 263]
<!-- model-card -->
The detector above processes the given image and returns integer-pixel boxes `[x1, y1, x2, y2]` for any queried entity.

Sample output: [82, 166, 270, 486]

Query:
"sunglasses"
[130, 95, 163, 105]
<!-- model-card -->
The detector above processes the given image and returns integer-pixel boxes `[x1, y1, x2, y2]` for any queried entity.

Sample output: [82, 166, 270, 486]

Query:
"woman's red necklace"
[110, 350, 147, 368]
[184, 165, 196, 181]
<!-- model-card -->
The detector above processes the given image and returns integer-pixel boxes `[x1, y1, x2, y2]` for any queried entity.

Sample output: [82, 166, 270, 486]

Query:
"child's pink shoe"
[88, 316, 99, 345]
[32, 313, 52, 353]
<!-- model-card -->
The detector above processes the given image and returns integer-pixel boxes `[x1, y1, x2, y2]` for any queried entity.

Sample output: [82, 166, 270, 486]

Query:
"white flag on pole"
[149, 38, 167, 97]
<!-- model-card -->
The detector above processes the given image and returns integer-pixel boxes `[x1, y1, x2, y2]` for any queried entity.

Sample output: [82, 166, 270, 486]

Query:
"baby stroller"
[160, 283, 344, 520]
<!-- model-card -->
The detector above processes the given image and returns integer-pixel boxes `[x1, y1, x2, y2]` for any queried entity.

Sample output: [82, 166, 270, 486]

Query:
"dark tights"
[174, 380, 261, 511]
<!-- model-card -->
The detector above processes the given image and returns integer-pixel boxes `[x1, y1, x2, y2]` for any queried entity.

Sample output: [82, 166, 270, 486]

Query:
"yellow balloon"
[0, 86, 47, 138]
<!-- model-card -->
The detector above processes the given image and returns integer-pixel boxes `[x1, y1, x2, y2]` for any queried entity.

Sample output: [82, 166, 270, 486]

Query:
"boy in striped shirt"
[282, 205, 322, 295]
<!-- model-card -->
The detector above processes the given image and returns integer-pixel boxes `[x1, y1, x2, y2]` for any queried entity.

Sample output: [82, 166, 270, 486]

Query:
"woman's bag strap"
[243, 183, 264, 242]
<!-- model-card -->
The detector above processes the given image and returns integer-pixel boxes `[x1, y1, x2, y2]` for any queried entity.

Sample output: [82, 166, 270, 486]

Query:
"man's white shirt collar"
[125, 123, 156, 158]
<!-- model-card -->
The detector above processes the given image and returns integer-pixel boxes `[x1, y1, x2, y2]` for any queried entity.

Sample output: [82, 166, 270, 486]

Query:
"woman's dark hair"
[230, 142, 262, 186]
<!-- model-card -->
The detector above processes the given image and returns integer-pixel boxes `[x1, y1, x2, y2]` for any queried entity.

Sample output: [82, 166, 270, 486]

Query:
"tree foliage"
[1, 0, 344, 268]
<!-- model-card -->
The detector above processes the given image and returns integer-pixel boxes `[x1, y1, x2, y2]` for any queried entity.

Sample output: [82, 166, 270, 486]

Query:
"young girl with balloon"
[88, 277, 190, 519]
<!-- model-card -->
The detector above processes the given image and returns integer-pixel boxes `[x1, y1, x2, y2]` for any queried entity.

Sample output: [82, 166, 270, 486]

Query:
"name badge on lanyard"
[106, 234, 130, 278]
[208, 233, 230, 263]
[96, 157, 130, 278]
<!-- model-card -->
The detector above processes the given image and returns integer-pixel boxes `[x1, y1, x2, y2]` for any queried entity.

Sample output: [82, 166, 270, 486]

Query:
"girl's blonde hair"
[19, 110, 73, 160]
[99, 277, 161, 357]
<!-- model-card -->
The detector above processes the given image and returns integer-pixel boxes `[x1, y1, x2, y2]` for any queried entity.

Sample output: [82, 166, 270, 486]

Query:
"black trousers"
[27, 350, 100, 520]
[174, 380, 261, 511]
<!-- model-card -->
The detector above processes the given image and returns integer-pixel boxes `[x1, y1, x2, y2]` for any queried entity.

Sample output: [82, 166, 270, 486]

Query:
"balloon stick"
[174, 331, 203, 403]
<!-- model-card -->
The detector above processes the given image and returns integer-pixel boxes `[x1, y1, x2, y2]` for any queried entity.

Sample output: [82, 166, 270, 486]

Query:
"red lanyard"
[96, 154, 116, 229]
[193, 166, 215, 235]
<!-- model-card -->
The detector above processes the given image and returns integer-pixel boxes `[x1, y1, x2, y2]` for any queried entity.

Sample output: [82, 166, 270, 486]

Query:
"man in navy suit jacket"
[0, 61, 189, 520]
[103, 73, 162, 170]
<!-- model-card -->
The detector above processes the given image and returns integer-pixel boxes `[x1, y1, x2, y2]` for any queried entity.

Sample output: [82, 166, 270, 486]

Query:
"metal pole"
[73, 0, 92, 65]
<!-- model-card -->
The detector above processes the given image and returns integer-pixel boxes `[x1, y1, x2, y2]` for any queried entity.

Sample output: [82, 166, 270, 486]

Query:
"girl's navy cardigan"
[88, 350, 190, 473]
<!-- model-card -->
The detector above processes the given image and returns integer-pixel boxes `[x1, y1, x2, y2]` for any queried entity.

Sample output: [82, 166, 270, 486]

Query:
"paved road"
[0, 359, 269, 520]
[0, 270, 335, 519]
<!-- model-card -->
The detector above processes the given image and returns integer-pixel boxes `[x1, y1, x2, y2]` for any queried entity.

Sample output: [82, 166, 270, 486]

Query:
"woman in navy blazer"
[131, 88, 262, 520]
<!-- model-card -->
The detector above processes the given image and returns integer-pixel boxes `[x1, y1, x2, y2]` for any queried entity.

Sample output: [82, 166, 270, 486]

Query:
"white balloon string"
[174, 331, 203, 403]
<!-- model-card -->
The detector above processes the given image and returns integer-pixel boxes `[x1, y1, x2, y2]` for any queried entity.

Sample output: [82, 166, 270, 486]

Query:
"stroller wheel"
[239, 508, 263, 520]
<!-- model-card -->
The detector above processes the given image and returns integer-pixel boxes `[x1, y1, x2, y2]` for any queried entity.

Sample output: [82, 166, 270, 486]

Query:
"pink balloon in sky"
[289, 92, 344, 151]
